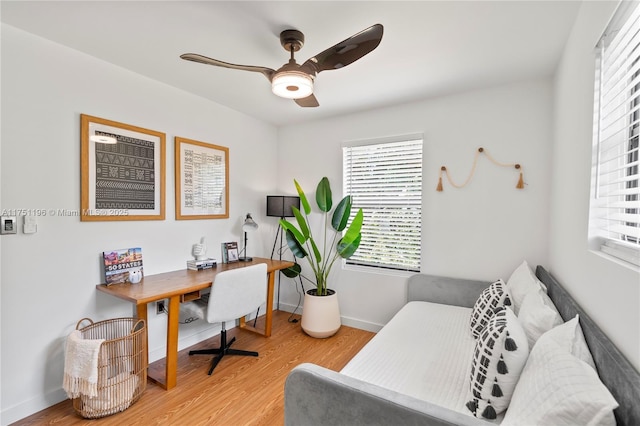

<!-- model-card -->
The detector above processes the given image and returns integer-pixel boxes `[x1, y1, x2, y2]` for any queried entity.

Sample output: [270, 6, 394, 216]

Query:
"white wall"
[551, 1, 640, 371]
[276, 78, 553, 331]
[0, 24, 278, 424]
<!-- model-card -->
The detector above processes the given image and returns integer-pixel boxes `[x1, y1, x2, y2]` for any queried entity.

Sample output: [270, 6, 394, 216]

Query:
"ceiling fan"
[180, 24, 383, 107]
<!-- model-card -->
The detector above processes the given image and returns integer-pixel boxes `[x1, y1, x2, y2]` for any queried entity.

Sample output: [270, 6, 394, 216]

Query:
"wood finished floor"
[14, 311, 375, 426]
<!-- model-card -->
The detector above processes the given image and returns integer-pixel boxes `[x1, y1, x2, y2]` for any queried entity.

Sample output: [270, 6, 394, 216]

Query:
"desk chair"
[183, 263, 267, 375]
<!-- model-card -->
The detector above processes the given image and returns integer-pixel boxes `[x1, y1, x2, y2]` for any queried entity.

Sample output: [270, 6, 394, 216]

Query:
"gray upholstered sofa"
[284, 266, 640, 425]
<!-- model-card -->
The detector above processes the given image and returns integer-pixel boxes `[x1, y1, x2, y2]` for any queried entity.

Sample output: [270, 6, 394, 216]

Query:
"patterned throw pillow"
[466, 306, 529, 420]
[470, 279, 512, 339]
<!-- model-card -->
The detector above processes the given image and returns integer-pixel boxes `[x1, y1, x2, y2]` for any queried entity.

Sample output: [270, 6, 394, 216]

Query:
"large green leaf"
[309, 238, 322, 264]
[280, 219, 307, 246]
[284, 229, 308, 258]
[331, 196, 352, 231]
[337, 233, 362, 258]
[316, 177, 332, 212]
[281, 263, 302, 278]
[294, 179, 311, 215]
[292, 207, 310, 239]
[341, 208, 364, 245]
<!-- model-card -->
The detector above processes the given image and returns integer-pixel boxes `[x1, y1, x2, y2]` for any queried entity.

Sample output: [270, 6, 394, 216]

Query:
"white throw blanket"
[63, 330, 105, 398]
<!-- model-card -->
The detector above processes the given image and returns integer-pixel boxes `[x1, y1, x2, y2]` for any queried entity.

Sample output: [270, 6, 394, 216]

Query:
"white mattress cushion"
[341, 301, 477, 414]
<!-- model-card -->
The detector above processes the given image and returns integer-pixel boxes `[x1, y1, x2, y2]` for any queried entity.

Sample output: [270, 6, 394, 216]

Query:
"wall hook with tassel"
[436, 147, 526, 191]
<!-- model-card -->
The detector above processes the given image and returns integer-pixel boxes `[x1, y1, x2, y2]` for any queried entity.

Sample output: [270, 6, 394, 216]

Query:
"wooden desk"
[96, 257, 294, 390]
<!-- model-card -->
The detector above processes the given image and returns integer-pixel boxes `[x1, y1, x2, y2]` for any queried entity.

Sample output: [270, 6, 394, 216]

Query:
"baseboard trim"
[1, 387, 68, 426]
[277, 303, 383, 333]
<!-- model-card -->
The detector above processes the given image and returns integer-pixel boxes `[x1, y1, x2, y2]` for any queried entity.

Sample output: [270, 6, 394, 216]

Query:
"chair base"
[189, 327, 258, 375]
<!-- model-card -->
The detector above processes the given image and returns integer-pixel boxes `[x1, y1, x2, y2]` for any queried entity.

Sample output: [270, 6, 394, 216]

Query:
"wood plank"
[13, 311, 375, 425]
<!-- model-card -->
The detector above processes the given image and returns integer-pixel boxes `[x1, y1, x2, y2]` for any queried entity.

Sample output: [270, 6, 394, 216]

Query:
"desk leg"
[264, 270, 274, 337]
[165, 295, 180, 390]
[240, 270, 274, 337]
[136, 303, 149, 378]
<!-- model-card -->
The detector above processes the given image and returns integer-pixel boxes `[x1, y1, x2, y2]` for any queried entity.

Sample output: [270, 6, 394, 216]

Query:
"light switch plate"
[1, 216, 17, 234]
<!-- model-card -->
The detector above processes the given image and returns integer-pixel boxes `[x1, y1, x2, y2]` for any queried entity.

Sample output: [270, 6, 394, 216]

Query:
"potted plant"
[280, 177, 363, 338]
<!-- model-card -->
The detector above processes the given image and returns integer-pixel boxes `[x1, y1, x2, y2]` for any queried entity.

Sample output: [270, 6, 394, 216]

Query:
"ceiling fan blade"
[301, 24, 383, 74]
[180, 53, 275, 81]
[294, 94, 319, 108]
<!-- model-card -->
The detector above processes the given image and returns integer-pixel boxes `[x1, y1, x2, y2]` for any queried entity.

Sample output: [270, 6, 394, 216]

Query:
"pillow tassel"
[436, 175, 443, 192]
[466, 399, 478, 414]
[504, 295, 512, 306]
[492, 379, 503, 397]
[482, 403, 497, 420]
[504, 331, 518, 351]
[497, 355, 509, 374]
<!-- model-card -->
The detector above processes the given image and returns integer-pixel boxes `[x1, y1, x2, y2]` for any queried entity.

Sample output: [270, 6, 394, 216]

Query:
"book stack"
[187, 258, 217, 270]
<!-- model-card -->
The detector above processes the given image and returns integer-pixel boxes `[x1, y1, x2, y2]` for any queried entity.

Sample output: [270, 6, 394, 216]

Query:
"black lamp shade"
[266, 195, 300, 218]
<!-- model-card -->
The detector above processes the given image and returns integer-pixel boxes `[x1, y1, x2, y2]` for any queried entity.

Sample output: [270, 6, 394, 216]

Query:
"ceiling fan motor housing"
[280, 29, 304, 52]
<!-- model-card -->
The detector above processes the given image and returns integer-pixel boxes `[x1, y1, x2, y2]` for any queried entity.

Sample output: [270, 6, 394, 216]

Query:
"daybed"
[284, 265, 640, 425]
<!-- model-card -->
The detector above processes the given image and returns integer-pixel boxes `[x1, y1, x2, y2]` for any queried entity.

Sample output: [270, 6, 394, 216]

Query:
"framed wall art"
[80, 114, 166, 221]
[175, 136, 229, 220]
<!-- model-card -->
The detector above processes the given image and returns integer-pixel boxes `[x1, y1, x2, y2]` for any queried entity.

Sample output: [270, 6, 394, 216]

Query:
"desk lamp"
[239, 213, 258, 262]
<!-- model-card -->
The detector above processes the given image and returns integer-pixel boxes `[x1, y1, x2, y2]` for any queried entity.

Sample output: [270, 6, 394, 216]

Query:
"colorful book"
[221, 242, 239, 263]
[103, 247, 143, 285]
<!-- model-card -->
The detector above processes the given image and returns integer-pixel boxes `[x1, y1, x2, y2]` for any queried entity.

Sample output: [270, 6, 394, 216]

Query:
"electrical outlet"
[156, 301, 165, 315]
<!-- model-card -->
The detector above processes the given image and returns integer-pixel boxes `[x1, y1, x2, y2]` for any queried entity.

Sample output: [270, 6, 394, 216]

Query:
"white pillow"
[542, 314, 597, 370]
[517, 287, 563, 349]
[466, 306, 529, 420]
[502, 334, 617, 426]
[469, 279, 513, 339]
[507, 260, 545, 315]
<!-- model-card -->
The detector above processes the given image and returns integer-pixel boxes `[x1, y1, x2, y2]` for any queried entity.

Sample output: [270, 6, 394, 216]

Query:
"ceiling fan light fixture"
[271, 71, 313, 99]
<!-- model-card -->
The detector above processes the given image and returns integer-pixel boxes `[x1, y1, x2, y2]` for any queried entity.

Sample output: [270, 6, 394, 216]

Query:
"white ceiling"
[1, 1, 582, 127]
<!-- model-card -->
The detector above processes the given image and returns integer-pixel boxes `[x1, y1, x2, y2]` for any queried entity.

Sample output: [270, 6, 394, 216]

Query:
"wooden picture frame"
[175, 136, 229, 220]
[81, 114, 166, 221]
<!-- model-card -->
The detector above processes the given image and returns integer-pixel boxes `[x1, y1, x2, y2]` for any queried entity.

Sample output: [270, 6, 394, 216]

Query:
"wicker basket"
[71, 317, 147, 419]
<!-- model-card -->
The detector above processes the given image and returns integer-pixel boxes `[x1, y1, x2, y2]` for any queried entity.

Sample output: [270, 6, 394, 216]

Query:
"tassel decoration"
[466, 400, 478, 414]
[437, 147, 526, 191]
[497, 355, 509, 374]
[504, 295, 512, 306]
[436, 170, 444, 192]
[504, 331, 518, 351]
[516, 164, 525, 189]
[481, 403, 497, 420]
[492, 379, 504, 397]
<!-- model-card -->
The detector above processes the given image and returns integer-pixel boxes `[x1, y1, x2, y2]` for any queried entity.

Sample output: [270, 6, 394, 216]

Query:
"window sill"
[342, 262, 417, 278]
[591, 243, 640, 272]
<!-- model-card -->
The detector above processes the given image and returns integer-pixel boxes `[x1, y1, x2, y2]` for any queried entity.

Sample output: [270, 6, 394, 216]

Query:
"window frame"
[342, 134, 423, 273]
[589, 1, 640, 268]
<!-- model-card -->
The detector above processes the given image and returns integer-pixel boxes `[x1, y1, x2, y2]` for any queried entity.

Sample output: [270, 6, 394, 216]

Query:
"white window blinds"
[343, 137, 423, 272]
[591, 2, 640, 266]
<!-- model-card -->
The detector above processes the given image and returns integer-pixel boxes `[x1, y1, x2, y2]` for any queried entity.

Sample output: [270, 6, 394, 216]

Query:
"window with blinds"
[590, 2, 640, 267]
[343, 136, 423, 272]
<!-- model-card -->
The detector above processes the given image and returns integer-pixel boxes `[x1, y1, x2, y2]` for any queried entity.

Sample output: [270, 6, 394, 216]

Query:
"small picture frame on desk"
[221, 241, 239, 263]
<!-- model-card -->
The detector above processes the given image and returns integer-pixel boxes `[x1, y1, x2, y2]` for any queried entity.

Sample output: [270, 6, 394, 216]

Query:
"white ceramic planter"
[301, 289, 341, 338]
